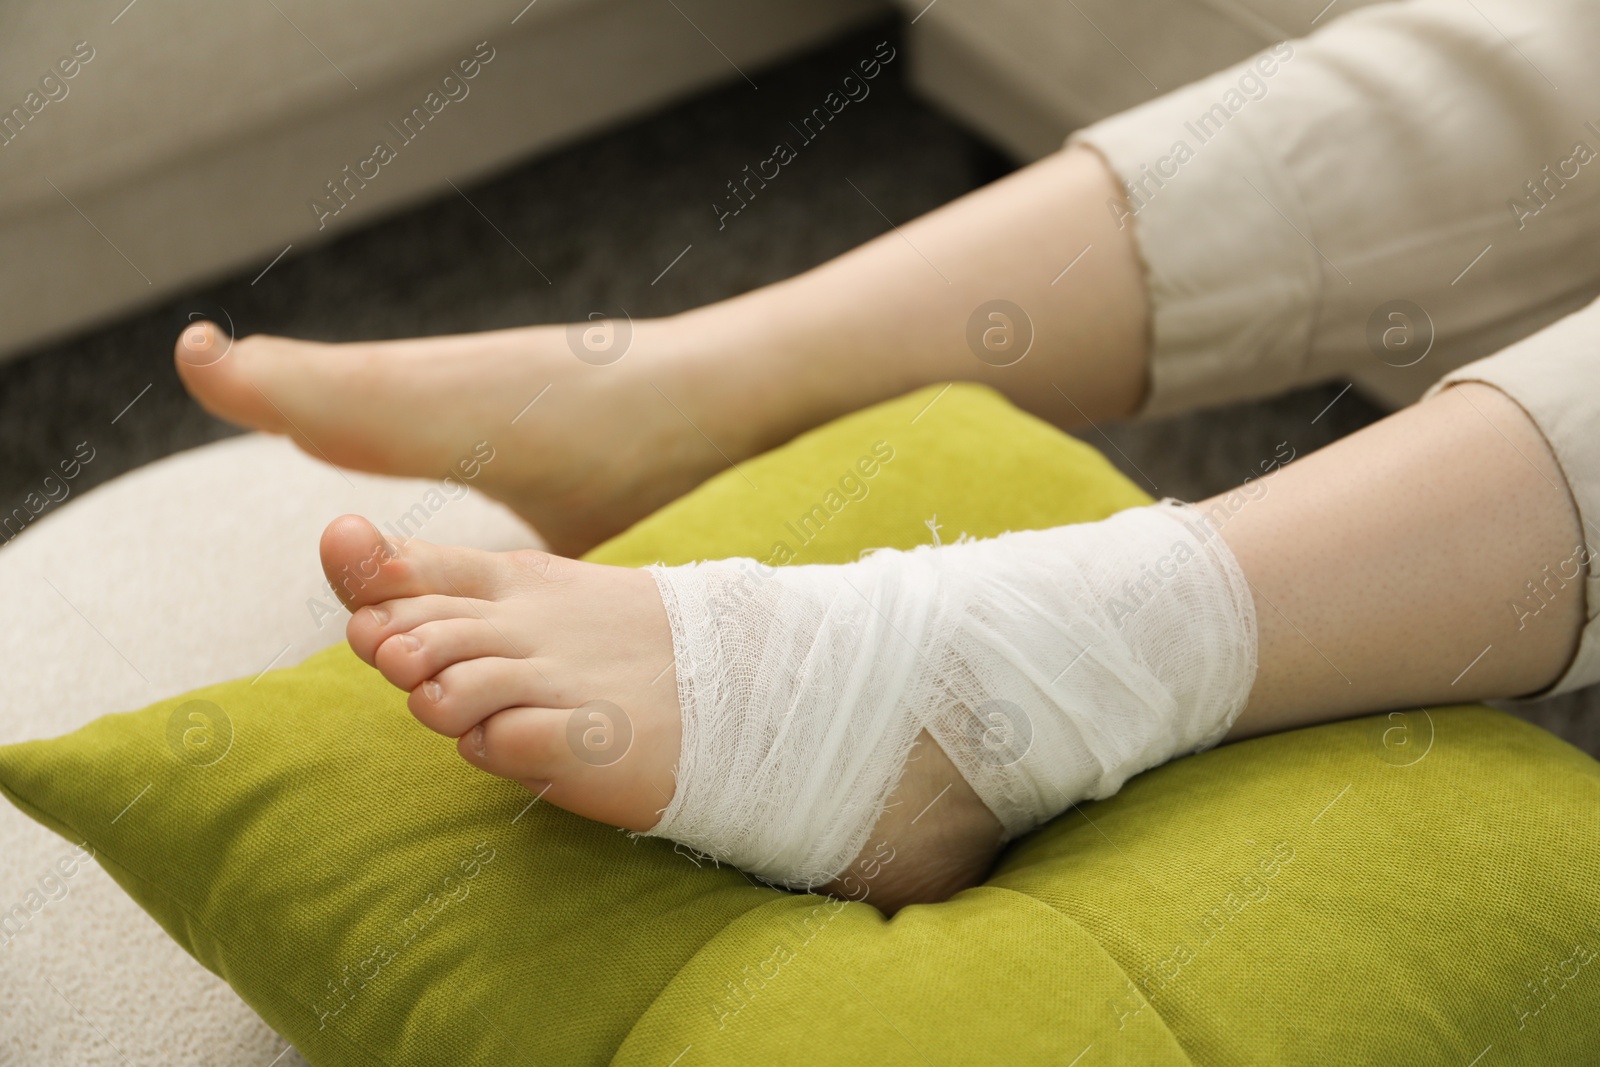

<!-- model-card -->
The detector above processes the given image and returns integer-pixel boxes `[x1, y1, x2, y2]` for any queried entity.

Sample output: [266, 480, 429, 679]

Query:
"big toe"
[319, 514, 523, 609]
[174, 324, 286, 431]
[176, 327, 362, 450]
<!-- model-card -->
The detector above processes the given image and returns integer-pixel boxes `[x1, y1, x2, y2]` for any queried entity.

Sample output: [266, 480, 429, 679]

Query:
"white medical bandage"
[643, 502, 1259, 889]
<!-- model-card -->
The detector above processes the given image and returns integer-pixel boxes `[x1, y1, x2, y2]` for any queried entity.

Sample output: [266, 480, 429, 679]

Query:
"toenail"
[423, 680, 443, 704]
[366, 605, 390, 627]
[396, 634, 421, 652]
[470, 724, 487, 758]
[177, 322, 225, 366]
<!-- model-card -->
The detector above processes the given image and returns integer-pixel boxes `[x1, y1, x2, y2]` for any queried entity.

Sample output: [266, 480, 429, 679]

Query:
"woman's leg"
[312, 375, 1588, 913]
[179, 0, 1600, 560]
[1222, 381, 1583, 739]
[176, 146, 1149, 555]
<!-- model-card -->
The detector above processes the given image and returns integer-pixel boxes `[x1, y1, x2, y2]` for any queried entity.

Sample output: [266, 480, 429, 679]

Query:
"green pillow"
[3, 384, 1597, 1066]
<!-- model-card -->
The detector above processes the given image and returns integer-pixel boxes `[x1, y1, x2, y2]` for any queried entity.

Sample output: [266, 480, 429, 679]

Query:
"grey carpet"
[1, 20, 1593, 755]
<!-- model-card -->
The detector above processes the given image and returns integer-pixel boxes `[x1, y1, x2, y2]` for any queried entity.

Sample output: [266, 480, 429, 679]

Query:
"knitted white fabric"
[642, 501, 1258, 889]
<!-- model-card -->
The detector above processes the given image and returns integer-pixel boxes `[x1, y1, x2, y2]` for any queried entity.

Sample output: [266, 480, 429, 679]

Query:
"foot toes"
[174, 327, 302, 433]
[320, 515, 540, 609]
[320, 515, 403, 608]
[346, 594, 494, 664]
[174, 321, 230, 368]
[459, 702, 671, 833]
[407, 656, 551, 737]
[456, 706, 571, 784]
[373, 618, 527, 692]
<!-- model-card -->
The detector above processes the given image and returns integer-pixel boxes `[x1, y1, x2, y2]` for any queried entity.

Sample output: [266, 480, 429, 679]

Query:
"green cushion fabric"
[3, 384, 1598, 1066]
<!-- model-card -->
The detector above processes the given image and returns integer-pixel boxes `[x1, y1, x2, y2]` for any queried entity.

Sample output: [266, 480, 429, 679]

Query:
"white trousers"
[908, 0, 1600, 694]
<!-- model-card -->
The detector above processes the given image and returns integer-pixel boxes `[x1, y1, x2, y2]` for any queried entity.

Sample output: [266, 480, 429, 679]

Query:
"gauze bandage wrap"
[643, 502, 1258, 889]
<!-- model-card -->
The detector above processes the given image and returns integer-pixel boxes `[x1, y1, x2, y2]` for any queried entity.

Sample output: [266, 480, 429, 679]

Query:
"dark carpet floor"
[2, 19, 1593, 754]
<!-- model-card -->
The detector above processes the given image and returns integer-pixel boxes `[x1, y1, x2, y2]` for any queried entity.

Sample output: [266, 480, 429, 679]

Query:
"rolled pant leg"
[1069, 0, 1600, 415]
[1425, 295, 1600, 697]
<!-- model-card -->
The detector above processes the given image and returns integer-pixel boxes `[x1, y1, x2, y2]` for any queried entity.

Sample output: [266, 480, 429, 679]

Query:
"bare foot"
[178, 319, 762, 556]
[322, 515, 1003, 913]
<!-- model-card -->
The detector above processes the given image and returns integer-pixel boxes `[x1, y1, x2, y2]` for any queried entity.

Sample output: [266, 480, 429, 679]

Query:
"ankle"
[660, 293, 891, 462]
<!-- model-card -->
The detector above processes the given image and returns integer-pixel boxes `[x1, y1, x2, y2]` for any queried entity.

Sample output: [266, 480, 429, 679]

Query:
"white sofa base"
[0, 0, 884, 362]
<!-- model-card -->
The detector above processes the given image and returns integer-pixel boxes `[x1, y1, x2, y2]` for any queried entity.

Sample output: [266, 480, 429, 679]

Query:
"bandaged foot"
[648, 500, 1257, 890]
[323, 502, 1256, 912]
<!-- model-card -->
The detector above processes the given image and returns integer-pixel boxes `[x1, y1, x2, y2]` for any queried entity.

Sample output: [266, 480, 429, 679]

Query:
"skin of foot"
[177, 319, 768, 557]
[175, 148, 1149, 558]
[322, 514, 1004, 914]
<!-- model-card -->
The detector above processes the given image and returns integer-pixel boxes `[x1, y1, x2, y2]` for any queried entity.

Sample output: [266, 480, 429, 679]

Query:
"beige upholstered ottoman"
[0, 435, 540, 1063]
